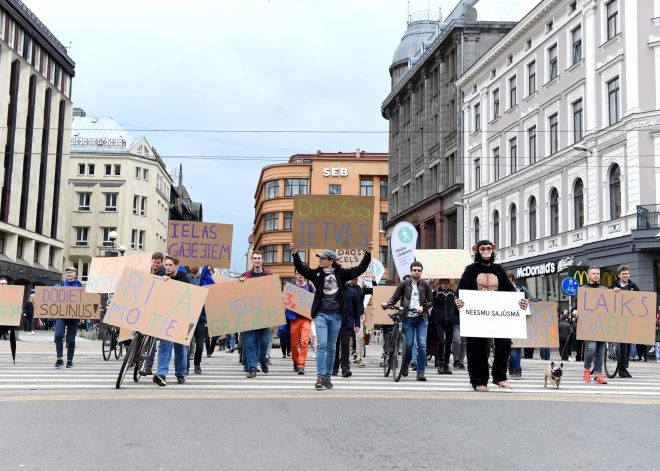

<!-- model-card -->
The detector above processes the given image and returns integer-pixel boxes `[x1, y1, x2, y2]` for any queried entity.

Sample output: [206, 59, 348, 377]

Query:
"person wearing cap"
[54, 266, 84, 368]
[291, 242, 373, 390]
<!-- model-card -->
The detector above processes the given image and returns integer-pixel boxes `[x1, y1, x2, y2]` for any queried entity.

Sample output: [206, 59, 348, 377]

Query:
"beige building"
[0, 1, 75, 289]
[64, 116, 173, 281]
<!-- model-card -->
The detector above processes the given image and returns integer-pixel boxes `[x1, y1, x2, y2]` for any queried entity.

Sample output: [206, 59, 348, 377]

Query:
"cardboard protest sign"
[364, 305, 373, 331]
[86, 255, 153, 293]
[459, 290, 526, 339]
[575, 288, 657, 344]
[34, 287, 102, 319]
[282, 283, 314, 319]
[0, 286, 25, 326]
[168, 221, 233, 269]
[512, 302, 559, 348]
[118, 328, 133, 343]
[370, 286, 397, 326]
[103, 268, 208, 345]
[292, 195, 374, 250]
[415, 250, 473, 279]
[205, 275, 285, 336]
[212, 275, 239, 284]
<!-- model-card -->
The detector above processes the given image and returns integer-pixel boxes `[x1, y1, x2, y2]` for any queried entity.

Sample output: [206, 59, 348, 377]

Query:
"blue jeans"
[402, 316, 428, 374]
[411, 339, 418, 365]
[244, 328, 270, 372]
[539, 348, 551, 360]
[508, 347, 522, 372]
[226, 334, 235, 350]
[584, 341, 605, 374]
[630, 344, 637, 358]
[315, 312, 342, 378]
[55, 319, 78, 361]
[156, 340, 188, 378]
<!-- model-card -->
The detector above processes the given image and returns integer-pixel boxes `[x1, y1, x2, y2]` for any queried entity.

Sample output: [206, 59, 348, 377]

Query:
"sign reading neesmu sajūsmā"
[458, 290, 526, 339]
[168, 221, 233, 269]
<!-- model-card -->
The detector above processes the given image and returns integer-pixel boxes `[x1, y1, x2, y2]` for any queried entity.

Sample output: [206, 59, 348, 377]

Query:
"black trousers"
[435, 322, 454, 365]
[559, 339, 570, 361]
[333, 335, 351, 373]
[523, 348, 534, 359]
[466, 337, 511, 388]
[23, 314, 33, 332]
[190, 320, 205, 367]
[576, 340, 585, 362]
[280, 341, 291, 356]
[636, 344, 647, 361]
[619, 343, 630, 369]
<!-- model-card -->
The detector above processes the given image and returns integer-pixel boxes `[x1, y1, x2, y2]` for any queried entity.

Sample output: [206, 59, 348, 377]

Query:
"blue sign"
[562, 277, 579, 296]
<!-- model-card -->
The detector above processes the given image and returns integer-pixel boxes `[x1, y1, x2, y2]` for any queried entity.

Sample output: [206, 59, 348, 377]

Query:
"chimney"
[316, 150, 322, 155]
[356, 148, 361, 158]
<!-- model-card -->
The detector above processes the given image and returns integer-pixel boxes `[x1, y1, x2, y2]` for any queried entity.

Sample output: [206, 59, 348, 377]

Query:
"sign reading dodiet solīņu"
[459, 290, 526, 339]
[391, 222, 417, 278]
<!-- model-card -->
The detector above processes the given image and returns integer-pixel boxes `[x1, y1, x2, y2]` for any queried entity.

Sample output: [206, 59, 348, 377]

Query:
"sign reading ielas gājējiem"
[168, 221, 233, 269]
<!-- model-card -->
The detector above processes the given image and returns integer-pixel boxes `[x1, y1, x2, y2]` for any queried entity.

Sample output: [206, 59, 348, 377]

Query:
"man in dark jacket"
[291, 241, 373, 390]
[332, 284, 361, 378]
[610, 264, 639, 378]
[23, 293, 35, 335]
[433, 279, 456, 375]
[54, 267, 85, 368]
[383, 261, 434, 381]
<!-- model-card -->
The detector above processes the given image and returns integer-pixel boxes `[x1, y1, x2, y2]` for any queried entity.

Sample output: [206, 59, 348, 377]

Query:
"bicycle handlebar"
[381, 304, 417, 313]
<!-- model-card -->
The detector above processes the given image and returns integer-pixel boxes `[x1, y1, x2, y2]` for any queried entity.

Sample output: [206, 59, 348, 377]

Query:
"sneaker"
[206, 354, 212, 358]
[260, 362, 269, 374]
[594, 374, 607, 384]
[282, 354, 287, 359]
[458, 362, 466, 370]
[416, 373, 427, 381]
[55, 358, 64, 369]
[410, 363, 417, 371]
[66, 360, 73, 368]
[246, 371, 257, 378]
[401, 364, 409, 377]
[511, 371, 522, 380]
[287, 353, 291, 358]
[176, 376, 185, 384]
[324, 377, 333, 389]
[153, 374, 166, 386]
[194, 365, 202, 374]
[293, 362, 299, 372]
[315, 376, 324, 389]
[140, 368, 152, 377]
[356, 359, 365, 367]
[332, 369, 339, 376]
[443, 364, 453, 375]
[437, 363, 445, 375]
[266, 357, 272, 365]
[508, 367, 514, 376]
[185, 368, 189, 376]
[618, 369, 632, 378]
[453, 360, 459, 368]
[298, 368, 305, 375]
[341, 370, 352, 378]
[583, 369, 591, 383]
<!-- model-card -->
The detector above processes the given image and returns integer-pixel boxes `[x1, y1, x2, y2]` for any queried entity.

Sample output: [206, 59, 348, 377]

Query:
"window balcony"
[636, 205, 660, 229]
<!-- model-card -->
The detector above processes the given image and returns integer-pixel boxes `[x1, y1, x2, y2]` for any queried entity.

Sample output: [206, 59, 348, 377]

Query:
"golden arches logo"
[601, 271, 619, 288]
[573, 270, 590, 286]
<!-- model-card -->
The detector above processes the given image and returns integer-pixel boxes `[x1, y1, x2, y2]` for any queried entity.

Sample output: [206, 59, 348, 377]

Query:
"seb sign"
[516, 262, 556, 279]
[323, 168, 348, 177]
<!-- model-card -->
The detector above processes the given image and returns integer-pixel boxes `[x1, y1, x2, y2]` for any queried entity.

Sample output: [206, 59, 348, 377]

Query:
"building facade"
[64, 116, 173, 281]
[251, 150, 389, 285]
[0, 0, 75, 290]
[381, 0, 516, 280]
[168, 163, 203, 223]
[457, 0, 660, 309]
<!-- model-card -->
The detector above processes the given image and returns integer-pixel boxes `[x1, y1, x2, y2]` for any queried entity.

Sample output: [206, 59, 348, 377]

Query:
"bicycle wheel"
[102, 329, 112, 361]
[134, 336, 155, 382]
[604, 342, 619, 379]
[392, 332, 406, 382]
[382, 334, 392, 377]
[115, 341, 123, 360]
[116, 333, 140, 389]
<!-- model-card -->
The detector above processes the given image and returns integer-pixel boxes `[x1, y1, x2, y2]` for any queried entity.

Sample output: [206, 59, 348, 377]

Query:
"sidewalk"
[0, 329, 100, 354]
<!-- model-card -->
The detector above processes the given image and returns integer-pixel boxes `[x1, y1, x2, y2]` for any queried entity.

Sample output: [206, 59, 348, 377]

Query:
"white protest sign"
[391, 222, 417, 279]
[363, 258, 385, 309]
[459, 290, 526, 339]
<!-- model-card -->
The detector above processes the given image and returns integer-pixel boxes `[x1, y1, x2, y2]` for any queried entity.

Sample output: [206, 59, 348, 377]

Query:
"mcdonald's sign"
[567, 267, 619, 286]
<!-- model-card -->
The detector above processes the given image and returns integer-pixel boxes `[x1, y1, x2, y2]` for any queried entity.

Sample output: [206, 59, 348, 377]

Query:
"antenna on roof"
[407, 1, 410, 24]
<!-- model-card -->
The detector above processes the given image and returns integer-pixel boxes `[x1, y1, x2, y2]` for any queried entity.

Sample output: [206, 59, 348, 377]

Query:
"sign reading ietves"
[168, 221, 233, 269]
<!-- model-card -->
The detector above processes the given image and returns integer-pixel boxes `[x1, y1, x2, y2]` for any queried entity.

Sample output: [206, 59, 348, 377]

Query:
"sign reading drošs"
[103, 268, 208, 345]
[34, 287, 101, 319]
[0, 286, 25, 326]
[415, 250, 473, 279]
[459, 290, 526, 339]
[575, 288, 657, 344]
[292, 195, 374, 250]
[85, 255, 153, 293]
[391, 222, 417, 278]
[282, 283, 314, 319]
[512, 302, 559, 348]
[205, 275, 285, 336]
[168, 221, 233, 269]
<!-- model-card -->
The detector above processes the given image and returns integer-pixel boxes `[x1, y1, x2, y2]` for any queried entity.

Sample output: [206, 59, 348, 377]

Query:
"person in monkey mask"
[454, 240, 529, 392]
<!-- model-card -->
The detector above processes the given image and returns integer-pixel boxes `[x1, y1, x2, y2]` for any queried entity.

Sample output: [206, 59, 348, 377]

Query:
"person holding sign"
[291, 242, 373, 390]
[287, 270, 315, 375]
[609, 265, 639, 378]
[454, 240, 529, 392]
[54, 267, 84, 369]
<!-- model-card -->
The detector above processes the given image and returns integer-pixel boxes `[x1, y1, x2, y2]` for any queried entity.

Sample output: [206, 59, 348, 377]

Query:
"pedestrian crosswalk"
[2, 351, 660, 397]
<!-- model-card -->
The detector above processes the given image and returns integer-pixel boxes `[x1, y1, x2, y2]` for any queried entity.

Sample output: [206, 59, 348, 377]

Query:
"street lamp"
[106, 231, 126, 257]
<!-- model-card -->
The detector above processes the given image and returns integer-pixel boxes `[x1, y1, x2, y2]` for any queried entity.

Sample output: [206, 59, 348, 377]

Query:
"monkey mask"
[471, 239, 497, 265]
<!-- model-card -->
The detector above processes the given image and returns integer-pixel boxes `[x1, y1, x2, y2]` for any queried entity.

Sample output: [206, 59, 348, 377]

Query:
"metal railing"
[408, 10, 441, 23]
[12, 0, 68, 54]
[636, 205, 660, 229]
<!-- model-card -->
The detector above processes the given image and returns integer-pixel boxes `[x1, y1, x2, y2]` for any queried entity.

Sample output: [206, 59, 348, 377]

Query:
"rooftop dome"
[391, 11, 440, 69]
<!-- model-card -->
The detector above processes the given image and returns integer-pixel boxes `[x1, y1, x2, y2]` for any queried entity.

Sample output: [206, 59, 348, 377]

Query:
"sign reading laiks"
[205, 275, 285, 336]
[292, 195, 374, 250]
[168, 221, 233, 269]
[103, 268, 208, 345]
[415, 250, 473, 279]
[85, 255, 153, 293]
[34, 287, 102, 319]
[575, 288, 657, 344]
[282, 283, 314, 319]
[512, 302, 560, 348]
[391, 222, 417, 278]
[458, 290, 526, 339]
[0, 286, 25, 326]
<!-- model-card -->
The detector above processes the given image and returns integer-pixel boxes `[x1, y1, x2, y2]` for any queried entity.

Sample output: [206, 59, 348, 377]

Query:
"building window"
[380, 180, 388, 198]
[131, 230, 137, 249]
[80, 262, 89, 282]
[104, 193, 117, 212]
[474, 159, 481, 190]
[474, 217, 480, 244]
[78, 192, 91, 211]
[263, 245, 277, 264]
[446, 213, 457, 249]
[574, 179, 584, 229]
[77, 163, 85, 176]
[607, 0, 618, 40]
[360, 180, 374, 196]
[48, 247, 54, 266]
[329, 184, 341, 195]
[88, 164, 95, 176]
[264, 213, 279, 232]
[526, 38, 532, 50]
[379, 246, 388, 265]
[265, 180, 279, 199]
[493, 89, 500, 119]
[143, 169, 148, 181]
[546, 20, 553, 32]
[493, 147, 500, 181]
[474, 103, 481, 131]
[139, 231, 145, 250]
[608, 77, 620, 125]
[549, 45, 558, 80]
[573, 99, 583, 143]
[450, 99, 456, 130]
[284, 179, 308, 197]
[528, 61, 536, 94]
[572, 26, 582, 64]
[133, 195, 139, 215]
[34, 241, 40, 263]
[135, 167, 141, 179]
[17, 237, 24, 259]
[105, 164, 112, 176]
[510, 204, 517, 246]
[140, 197, 147, 216]
[76, 227, 89, 246]
[380, 212, 388, 231]
[283, 211, 293, 230]
[529, 197, 537, 241]
[529, 126, 537, 164]
[493, 210, 500, 247]
[609, 164, 621, 219]
[490, 69, 496, 79]
[509, 76, 517, 108]
[102, 227, 117, 247]
[114, 164, 121, 176]
[550, 188, 559, 236]
[510, 138, 517, 174]
[549, 114, 559, 155]
[282, 244, 293, 263]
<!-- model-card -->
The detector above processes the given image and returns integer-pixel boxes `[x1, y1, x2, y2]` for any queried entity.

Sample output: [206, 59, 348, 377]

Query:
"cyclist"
[142, 252, 167, 376]
[609, 264, 639, 378]
[382, 261, 433, 381]
[287, 269, 315, 375]
[187, 265, 215, 374]
[55, 267, 84, 368]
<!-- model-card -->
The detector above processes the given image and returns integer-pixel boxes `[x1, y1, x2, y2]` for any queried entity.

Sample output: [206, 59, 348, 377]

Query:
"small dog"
[544, 362, 563, 389]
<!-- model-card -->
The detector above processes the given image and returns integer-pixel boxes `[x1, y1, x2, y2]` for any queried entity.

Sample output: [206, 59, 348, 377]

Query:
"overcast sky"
[28, 0, 528, 272]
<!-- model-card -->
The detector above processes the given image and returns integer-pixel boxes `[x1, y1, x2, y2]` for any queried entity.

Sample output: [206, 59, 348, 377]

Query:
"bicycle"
[102, 325, 124, 361]
[380, 305, 415, 382]
[603, 341, 619, 379]
[116, 331, 156, 389]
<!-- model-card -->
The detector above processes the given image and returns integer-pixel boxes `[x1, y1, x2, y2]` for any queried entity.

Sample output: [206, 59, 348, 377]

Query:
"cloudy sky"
[28, 0, 528, 272]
